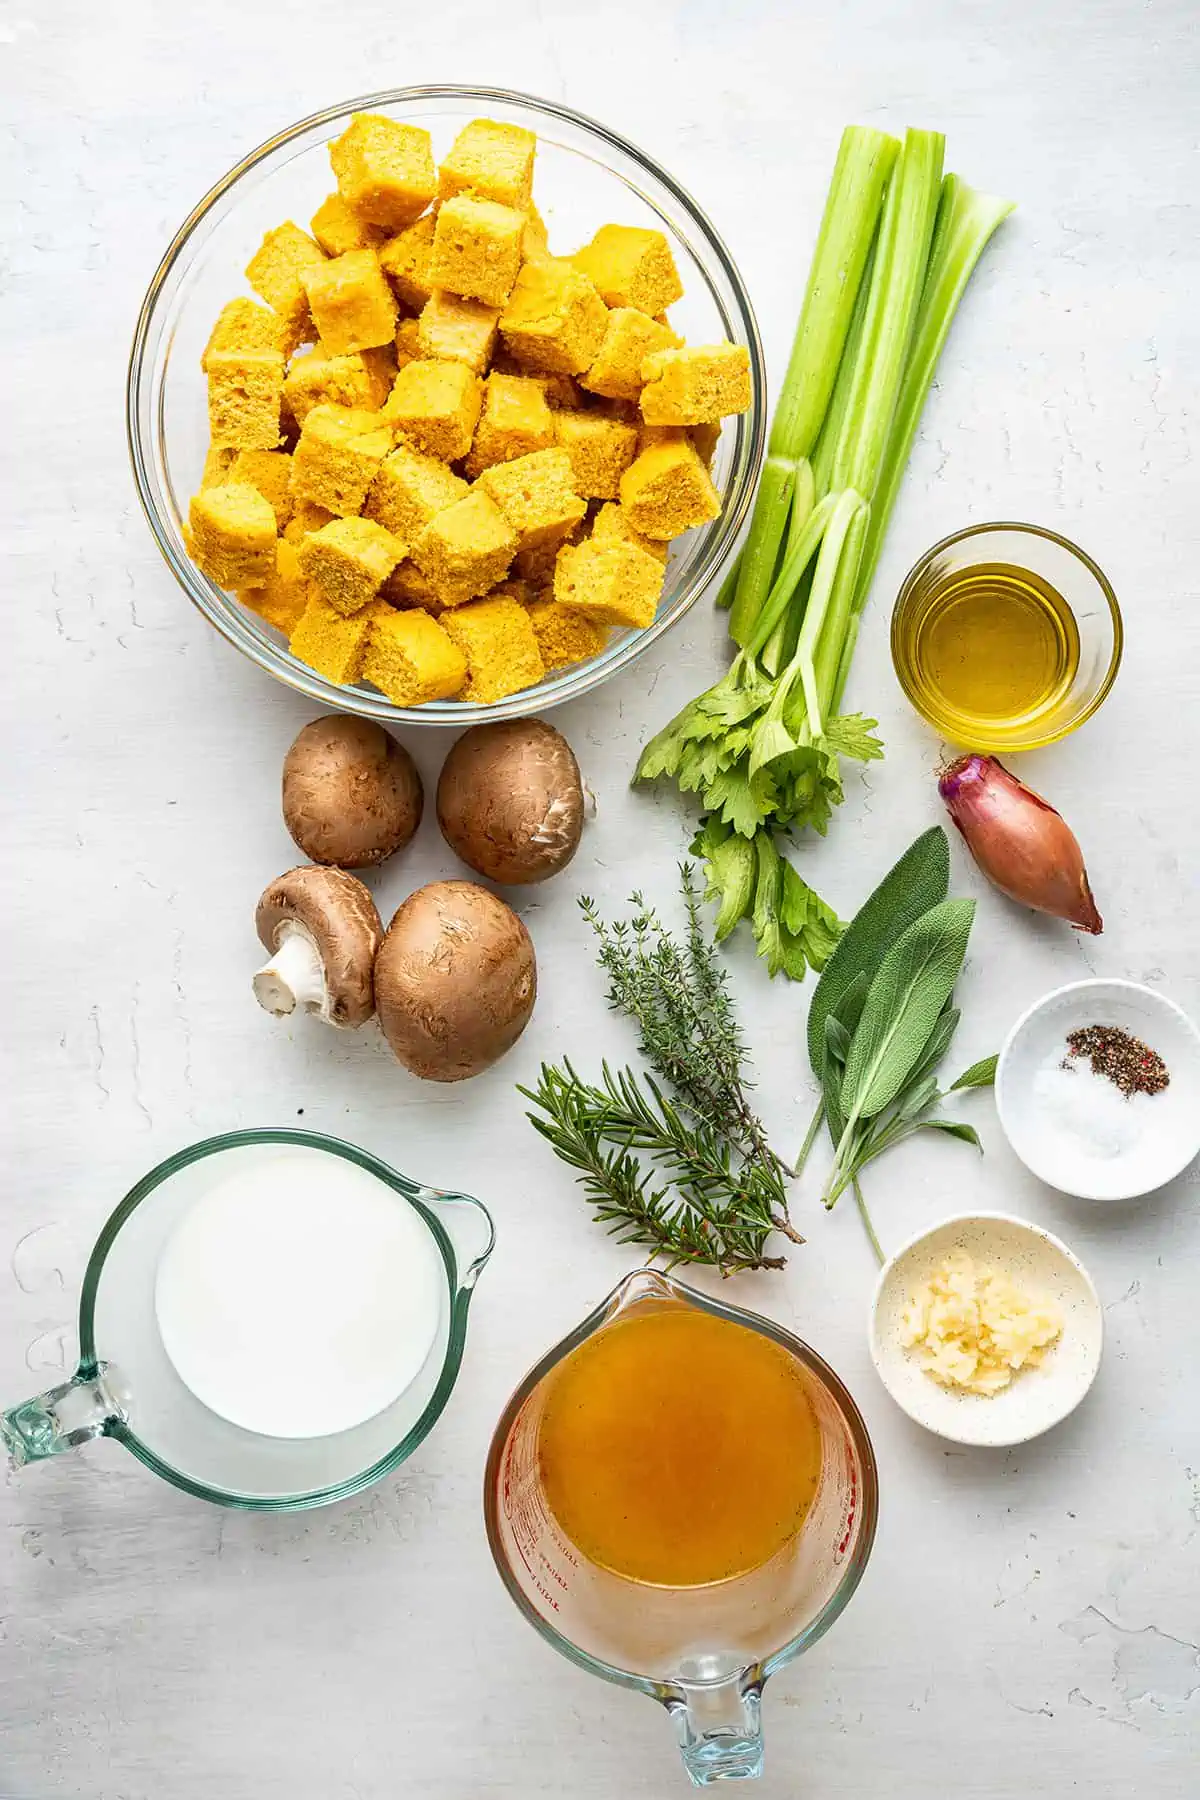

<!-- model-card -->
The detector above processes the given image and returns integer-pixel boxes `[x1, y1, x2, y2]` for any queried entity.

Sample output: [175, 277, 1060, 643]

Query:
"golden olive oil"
[537, 1307, 822, 1587]
[893, 561, 1081, 745]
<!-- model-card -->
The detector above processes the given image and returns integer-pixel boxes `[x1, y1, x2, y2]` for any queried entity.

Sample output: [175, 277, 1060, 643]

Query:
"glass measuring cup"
[2, 1129, 493, 1509]
[484, 1269, 877, 1785]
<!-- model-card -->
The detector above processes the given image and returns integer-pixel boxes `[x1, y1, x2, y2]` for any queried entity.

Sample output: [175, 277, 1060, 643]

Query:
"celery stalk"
[728, 457, 798, 647]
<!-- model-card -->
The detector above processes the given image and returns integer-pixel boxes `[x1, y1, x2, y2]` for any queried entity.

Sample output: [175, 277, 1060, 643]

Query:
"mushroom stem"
[253, 925, 331, 1021]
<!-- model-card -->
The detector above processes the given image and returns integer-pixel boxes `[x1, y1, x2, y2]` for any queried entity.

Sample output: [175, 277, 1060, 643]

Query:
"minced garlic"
[899, 1250, 1063, 1395]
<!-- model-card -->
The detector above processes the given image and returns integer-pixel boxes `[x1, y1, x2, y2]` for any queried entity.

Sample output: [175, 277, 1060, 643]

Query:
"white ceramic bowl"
[869, 1212, 1103, 1448]
[995, 979, 1200, 1201]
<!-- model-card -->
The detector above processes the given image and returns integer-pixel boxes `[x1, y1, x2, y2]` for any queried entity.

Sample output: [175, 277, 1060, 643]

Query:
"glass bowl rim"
[126, 82, 767, 726]
[891, 519, 1124, 751]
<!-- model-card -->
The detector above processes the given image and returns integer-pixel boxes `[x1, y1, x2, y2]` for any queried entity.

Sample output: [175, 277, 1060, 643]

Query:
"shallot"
[937, 754, 1102, 934]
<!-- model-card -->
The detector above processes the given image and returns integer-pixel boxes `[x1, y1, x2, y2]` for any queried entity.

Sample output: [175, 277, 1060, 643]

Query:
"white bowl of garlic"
[868, 1213, 1103, 1447]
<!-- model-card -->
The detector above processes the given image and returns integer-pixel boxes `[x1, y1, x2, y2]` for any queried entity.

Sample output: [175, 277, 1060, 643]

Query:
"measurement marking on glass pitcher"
[500, 1403, 577, 1611]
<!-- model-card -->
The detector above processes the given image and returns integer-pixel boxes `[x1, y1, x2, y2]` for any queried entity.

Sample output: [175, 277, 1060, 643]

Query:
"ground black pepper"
[1064, 1024, 1170, 1098]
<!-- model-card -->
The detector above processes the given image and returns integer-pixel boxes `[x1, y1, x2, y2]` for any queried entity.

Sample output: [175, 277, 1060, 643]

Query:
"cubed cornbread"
[523, 593, 609, 670]
[430, 195, 525, 307]
[438, 118, 536, 211]
[245, 222, 326, 347]
[188, 483, 277, 588]
[290, 405, 394, 516]
[513, 513, 586, 584]
[440, 594, 546, 704]
[289, 594, 384, 685]
[380, 559, 446, 612]
[200, 445, 236, 487]
[310, 192, 387, 258]
[552, 411, 639, 499]
[417, 291, 500, 374]
[477, 447, 586, 552]
[394, 316, 423, 368]
[412, 489, 518, 604]
[328, 115, 437, 230]
[297, 516, 406, 616]
[238, 540, 310, 635]
[282, 499, 336, 544]
[571, 224, 683, 315]
[619, 436, 720, 539]
[553, 535, 664, 629]
[465, 371, 556, 477]
[301, 250, 399, 355]
[581, 307, 680, 401]
[378, 214, 438, 312]
[591, 500, 669, 564]
[202, 298, 288, 370]
[206, 346, 284, 450]
[228, 449, 294, 530]
[691, 421, 721, 466]
[522, 205, 551, 263]
[360, 343, 399, 403]
[639, 343, 752, 425]
[382, 358, 481, 461]
[282, 345, 377, 426]
[499, 261, 607, 375]
[366, 442, 469, 541]
[363, 608, 467, 704]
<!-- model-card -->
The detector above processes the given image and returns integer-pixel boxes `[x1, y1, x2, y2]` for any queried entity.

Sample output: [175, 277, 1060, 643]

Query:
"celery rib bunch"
[635, 127, 1013, 980]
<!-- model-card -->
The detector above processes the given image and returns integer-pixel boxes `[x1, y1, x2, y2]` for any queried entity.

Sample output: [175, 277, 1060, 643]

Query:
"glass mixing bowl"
[127, 85, 765, 725]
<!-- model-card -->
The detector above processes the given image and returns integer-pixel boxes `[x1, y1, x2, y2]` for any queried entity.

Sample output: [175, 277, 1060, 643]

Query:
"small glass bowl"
[890, 522, 1123, 751]
[127, 85, 766, 726]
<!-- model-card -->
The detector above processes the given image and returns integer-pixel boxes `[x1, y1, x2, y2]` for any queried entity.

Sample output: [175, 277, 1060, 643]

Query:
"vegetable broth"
[894, 562, 1080, 743]
[537, 1306, 822, 1586]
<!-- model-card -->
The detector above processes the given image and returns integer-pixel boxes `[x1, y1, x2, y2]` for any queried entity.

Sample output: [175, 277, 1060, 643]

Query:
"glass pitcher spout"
[2, 1362, 128, 1468]
[666, 1673, 765, 1786]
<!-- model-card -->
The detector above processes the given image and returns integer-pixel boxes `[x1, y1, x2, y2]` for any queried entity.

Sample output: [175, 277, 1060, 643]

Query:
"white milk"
[154, 1149, 444, 1439]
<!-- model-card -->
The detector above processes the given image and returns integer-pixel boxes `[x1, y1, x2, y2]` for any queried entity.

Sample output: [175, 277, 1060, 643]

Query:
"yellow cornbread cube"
[363, 608, 467, 705]
[412, 489, 517, 604]
[200, 445, 236, 487]
[581, 307, 679, 401]
[290, 405, 394, 516]
[430, 195, 525, 308]
[245, 222, 326, 346]
[310, 192, 386, 259]
[282, 499, 336, 544]
[297, 517, 406, 616]
[202, 298, 288, 369]
[289, 594, 383, 685]
[553, 536, 664, 630]
[366, 442, 469, 541]
[328, 115, 437, 230]
[302, 250, 399, 356]
[228, 449, 294, 530]
[394, 316, 423, 368]
[477, 447, 586, 552]
[380, 559, 446, 612]
[552, 411, 639, 499]
[382, 359, 481, 461]
[438, 118, 536, 211]
[206, 346, 284, 450]
[639, 343, 752, 425]
[188, 483, 277, 589]
[417, 291, 500, 374]
[571, 224, 683, 315]
[691, 421, 721, 466]
[282, 346, 374, 426]
[591, 500, 669, 564]
[618, 435, 720, 539]
[440, 594, 545, 704]
[499, 261, 608, 376]
[238, 540, 310, 635]
[512, 512, 586, 584]
[523, 593, 609, 670]
[379, 214, 438, 312]
[360, 343, 398, 404]
[522, 205, 551, 263]
[465, 371, 556, 477]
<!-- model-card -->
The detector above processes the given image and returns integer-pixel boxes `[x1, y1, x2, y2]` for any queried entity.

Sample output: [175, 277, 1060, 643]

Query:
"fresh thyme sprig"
[520, 867, 800, 1276]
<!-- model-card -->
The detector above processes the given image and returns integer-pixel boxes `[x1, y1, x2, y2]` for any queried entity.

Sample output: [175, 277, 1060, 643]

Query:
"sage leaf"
[895, 1072, 941, 1122]
[825, 1014, 852, 1065]
[831, 970, 870, 1036]
[839, 897, 976, 1123]
[950, 1053, 999, 1091]
[906, 1003, 960, 1088]
[915, 1118, 982, 1149]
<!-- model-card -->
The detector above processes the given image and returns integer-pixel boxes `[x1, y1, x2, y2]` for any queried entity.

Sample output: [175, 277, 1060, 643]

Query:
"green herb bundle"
[635, 128, 1014, 978]
[803, 826, 996, 1259]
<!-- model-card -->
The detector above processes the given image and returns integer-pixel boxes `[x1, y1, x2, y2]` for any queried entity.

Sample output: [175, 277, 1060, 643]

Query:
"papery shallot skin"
[938, 754, 1102, 934]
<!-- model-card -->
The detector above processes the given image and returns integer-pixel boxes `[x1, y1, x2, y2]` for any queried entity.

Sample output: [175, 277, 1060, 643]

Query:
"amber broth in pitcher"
[537, 1306, 823, 1587]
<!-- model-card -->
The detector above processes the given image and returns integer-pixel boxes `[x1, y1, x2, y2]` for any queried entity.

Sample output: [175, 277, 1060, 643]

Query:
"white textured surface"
[2, 2, 1198, 1795]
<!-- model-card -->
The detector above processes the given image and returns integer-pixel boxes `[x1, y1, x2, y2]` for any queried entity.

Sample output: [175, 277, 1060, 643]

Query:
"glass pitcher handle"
[1, 1363, 127, 1468]
[666, 1678, 765, 1786]
[425, 1191, 496, 1292]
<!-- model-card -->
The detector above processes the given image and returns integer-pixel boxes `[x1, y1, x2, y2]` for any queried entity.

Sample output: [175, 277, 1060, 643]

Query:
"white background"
[2, 2, 1198, 1795]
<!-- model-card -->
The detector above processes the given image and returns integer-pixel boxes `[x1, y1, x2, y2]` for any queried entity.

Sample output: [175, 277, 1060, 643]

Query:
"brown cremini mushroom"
[374, 880, 536, 1081]
[253, 866, 383, 1028]
[282, 714, 423, 869]
[436, 718, 585, 885]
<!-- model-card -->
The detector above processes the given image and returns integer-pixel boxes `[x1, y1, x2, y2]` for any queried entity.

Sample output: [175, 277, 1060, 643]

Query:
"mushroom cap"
[436, 718, 584, 885]
[282, 714, 423, 869]
[255, 865, 383, 1028]
[374, 879, 537, 1081]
